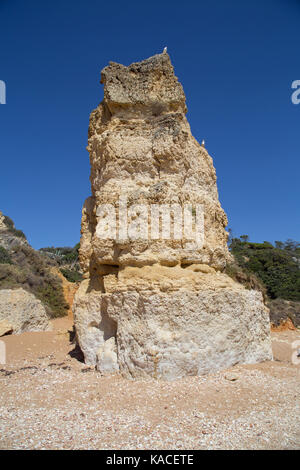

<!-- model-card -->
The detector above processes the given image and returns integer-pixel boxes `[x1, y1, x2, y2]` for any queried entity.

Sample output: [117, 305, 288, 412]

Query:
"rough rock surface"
[0, 212, 6, 231]
[0, 320, 13, 337]
[0, 288, 50, 335]
[0, 211, 28, 250]
[268, 298, 300, 329]
[73, 52, 272, 379]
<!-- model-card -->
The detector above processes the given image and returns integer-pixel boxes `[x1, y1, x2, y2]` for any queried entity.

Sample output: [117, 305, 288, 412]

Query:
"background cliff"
[0, 211, 81, 319]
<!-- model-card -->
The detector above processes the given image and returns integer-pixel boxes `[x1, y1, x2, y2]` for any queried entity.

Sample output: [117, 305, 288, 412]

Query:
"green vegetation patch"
[3, 215, 26, 239]
[228, 236, 300, 301]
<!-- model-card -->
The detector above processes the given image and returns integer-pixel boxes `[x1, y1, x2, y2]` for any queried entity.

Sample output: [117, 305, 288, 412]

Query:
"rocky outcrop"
[80, 53, 230, 270]
[0, 211, 28, 250]
[73, 52, 272, 379]
[0, 213, 74, 320]
[0, 288, 50, 335]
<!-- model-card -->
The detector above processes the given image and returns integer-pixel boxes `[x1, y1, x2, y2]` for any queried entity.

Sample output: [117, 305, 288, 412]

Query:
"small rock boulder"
[0, 320, 13, 337]
[0, 288, 50, 334]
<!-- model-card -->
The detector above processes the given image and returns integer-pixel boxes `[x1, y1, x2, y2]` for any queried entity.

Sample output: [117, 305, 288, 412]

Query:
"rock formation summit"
[73, 52, 272, 379]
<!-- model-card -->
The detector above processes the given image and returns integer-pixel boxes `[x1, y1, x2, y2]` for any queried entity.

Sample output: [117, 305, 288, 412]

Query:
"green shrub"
[35, 280, 69, 318]
[267, 298, 300, 327]
[228, 236, 300, 301]
[60, 268, 83, 283]
[0, 246, 12, 264]
[225, 262, 266, 297]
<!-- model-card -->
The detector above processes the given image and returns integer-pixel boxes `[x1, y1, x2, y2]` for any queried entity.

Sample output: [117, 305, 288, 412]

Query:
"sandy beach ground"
[0, 318, 299, 450]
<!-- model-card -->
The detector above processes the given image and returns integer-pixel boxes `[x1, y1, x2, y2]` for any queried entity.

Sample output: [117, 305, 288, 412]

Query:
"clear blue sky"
[0, 0, 299, 249]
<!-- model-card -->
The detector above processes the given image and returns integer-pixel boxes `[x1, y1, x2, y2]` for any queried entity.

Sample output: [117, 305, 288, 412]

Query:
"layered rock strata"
[73, 52, 272, 379]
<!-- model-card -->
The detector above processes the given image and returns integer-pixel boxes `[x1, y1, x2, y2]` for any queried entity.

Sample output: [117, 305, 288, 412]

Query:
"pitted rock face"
[0, 288, 50, 335]
[73, 53, 272, 379]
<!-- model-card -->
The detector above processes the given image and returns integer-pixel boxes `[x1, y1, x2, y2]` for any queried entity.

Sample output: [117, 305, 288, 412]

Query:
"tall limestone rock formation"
[73, 52, 272, 379]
